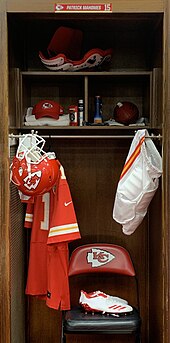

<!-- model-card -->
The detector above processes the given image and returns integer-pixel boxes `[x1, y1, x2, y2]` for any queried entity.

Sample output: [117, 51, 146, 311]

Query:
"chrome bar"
[9, 133, 162, 140]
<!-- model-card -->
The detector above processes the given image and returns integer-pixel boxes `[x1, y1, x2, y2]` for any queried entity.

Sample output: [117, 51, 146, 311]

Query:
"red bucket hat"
[39, 26, 113, 71]
[47, 26, 83, 60]
[32, 100, 63, 120]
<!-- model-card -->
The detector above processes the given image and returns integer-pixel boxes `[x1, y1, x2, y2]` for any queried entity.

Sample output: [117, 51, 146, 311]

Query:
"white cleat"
[79, 290, 133, 314]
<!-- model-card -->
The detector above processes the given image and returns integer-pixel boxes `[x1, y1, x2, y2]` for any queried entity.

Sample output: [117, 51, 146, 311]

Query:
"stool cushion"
[63, 307, 141, 334]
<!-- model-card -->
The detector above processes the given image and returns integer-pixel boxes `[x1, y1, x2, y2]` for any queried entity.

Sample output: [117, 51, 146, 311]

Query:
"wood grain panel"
[148, 187, 163, 342]
[162, 0, 170, 343]
[0, 3, 11, 343]
[66, 335, 137, 343]
[28, 298, 61, 342]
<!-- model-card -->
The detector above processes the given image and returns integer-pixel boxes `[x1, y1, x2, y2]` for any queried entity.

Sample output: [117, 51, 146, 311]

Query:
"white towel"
[24, 107, 70, 126]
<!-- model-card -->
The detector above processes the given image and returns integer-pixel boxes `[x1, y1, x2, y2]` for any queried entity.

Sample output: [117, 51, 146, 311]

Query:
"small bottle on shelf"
[94, 95, 102, 124]
[78, 99, 84, 126]
[69, 105, 78, 126]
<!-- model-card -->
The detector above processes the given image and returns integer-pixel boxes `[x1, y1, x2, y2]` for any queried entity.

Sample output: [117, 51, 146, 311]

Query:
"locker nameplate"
[54, 3, 112, 12]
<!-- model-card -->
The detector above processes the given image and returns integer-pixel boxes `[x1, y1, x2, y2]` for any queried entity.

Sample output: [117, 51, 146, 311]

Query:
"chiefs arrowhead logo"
[55, 4, 64, 11]
[23, 171, 42, 190]
[42, 102, 53, 109]
[87, 248, 115, 267]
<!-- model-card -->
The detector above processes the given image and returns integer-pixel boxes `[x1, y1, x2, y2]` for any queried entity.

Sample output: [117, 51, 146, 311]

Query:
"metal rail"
[9, 133, 162, 140]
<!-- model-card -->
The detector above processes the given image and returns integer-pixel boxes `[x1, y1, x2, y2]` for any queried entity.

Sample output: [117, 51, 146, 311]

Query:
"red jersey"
[24, 164, 81, 310]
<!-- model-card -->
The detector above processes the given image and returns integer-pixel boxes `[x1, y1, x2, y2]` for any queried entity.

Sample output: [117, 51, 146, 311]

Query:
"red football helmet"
[10, 134, 59, 196]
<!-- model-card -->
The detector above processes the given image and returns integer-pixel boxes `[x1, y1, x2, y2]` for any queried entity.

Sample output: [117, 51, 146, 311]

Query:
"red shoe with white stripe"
[79, 290, 133, 314]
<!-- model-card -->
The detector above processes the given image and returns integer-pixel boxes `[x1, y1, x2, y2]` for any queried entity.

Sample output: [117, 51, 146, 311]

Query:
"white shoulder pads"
[113, 129, 162, 235]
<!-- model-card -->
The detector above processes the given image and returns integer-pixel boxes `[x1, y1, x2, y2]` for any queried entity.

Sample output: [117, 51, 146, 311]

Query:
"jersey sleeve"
[47, 165, 81, 244]
[24, 202, 34, 228]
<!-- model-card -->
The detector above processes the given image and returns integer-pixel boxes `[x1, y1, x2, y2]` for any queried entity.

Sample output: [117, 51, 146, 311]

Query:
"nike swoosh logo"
[64, 201, 72, 207]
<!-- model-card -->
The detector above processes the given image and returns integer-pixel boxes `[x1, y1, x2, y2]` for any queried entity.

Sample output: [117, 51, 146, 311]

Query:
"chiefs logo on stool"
[87, 248, 115, 267]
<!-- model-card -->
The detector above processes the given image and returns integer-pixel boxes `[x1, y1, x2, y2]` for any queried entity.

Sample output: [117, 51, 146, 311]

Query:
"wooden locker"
[0, 1, 170, 343]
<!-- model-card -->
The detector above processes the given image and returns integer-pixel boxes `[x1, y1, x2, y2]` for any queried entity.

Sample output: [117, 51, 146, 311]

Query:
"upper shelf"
[8, 11, 163, 132]
[10, 125, 162, 134]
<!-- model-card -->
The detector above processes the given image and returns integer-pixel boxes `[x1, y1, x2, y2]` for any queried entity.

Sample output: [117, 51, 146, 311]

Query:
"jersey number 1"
[40, 193, 50, 230]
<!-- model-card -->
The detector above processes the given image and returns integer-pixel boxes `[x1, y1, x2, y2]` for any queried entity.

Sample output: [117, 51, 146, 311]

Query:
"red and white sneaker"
[79, 290, 133, 314]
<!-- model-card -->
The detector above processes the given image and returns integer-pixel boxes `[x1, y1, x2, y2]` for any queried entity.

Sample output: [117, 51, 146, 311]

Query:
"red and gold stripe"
[120, 136, 145, 180]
